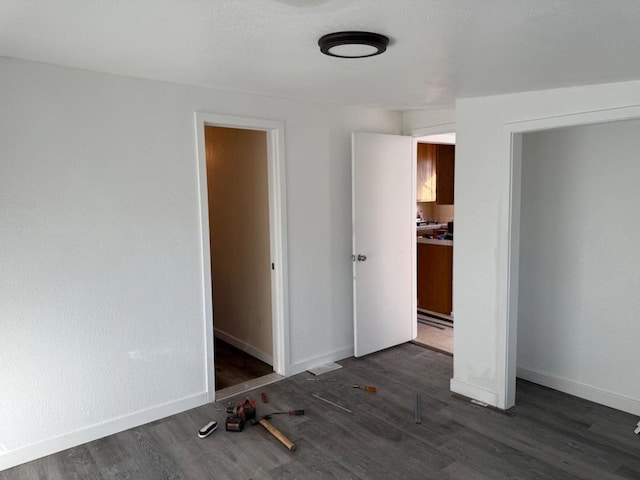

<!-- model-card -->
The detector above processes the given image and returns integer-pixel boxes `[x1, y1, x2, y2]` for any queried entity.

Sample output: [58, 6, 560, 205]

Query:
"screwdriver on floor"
[268, 409, 305, 416]
[352, 384, 377, 392]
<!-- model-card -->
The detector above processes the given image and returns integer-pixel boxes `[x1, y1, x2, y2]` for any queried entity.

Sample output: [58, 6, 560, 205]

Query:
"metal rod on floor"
[312, 393, 352, 413]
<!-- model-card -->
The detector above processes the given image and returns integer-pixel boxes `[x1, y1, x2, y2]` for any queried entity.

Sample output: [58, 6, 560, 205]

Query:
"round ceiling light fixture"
[318, 31, 389, 58]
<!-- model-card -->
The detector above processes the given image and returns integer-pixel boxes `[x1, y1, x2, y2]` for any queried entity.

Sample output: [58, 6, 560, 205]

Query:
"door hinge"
[272, 263, 275, 270]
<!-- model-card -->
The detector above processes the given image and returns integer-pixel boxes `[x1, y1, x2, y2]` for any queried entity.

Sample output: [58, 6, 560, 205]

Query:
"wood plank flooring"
[3, 343, 639, 479]
[214, 337, 273, 391]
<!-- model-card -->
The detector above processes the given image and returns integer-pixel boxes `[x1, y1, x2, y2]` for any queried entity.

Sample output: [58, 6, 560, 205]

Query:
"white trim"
[517, 367, 640, 416]
[194, 112, 290, 403]
[504, 103, 640, 132]
[194, 115, 216, 402]
[0, 392, 207, 472]
[288, 346, 354, 376]
[411, 137, 418, 340]
[449, 379, 498, 407]
[503, 132, 522, 408]
[214, 328, 273, 366]
[502, 104, 640, 410]
[215, 373, 283, 402]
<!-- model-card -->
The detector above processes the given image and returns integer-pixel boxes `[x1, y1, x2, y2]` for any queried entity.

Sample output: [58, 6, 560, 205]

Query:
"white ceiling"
[2, 0, 640, 110]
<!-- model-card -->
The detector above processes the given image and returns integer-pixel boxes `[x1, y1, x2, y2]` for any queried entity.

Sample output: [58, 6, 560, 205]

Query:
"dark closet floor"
[214, 337, 273, 390]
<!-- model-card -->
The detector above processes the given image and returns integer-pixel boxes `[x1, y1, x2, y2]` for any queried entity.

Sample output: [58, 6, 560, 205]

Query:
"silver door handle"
[357, 254, 367, 262]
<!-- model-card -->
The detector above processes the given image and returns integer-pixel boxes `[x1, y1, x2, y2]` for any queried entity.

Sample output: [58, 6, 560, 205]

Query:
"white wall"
[517, 121, 640, 415]
[453, 79, 640, 410]
[402, 107, 455, 136]
[0, 57, 401, 470]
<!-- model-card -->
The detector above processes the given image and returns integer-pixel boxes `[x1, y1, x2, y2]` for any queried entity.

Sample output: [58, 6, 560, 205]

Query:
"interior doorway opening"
[204, 126, 275, 396]
[413, 132, 455, 355]
[502, 104, 640, 411]
[350, 128, 456, 358]
[195, 113, 290, 402]
[512, 119, 640, 416]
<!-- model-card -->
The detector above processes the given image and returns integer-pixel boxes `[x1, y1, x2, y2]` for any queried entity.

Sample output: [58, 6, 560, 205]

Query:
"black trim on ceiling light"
[318, 31, 389, 58]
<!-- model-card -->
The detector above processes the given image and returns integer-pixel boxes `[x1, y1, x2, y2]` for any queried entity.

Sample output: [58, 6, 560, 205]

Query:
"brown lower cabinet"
[417, 242, 453, 315]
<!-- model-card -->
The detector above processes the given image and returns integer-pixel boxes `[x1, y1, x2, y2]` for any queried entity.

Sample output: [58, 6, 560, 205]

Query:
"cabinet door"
[416, 143, 436, 202]
[417, 242, 453, 314]
[436, 144, 455, 205]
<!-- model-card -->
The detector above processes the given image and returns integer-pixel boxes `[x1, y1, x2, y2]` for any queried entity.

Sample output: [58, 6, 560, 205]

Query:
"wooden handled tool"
[258, 418, 296, 451]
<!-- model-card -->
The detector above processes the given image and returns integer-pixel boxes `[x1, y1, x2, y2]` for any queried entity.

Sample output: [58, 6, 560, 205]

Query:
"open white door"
[352, 132, 415, 357]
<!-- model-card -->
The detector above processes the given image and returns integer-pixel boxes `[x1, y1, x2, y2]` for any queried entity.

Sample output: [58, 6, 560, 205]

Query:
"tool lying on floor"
[225, 416, 244, 432]
[268, 409, 305, 416]
[226, 396, 301, 450]
[253, 416, 296, 451]
[312, 393, 352, 413]
[250, 410, 303, 451]
[198, 420, 218, 438]
[225, 398, 256, 432]
[352, 384, 377, 392]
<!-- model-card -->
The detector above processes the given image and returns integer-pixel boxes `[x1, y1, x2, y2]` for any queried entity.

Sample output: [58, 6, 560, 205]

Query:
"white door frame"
[502, 104, 640, 407]
[194, 112, 290, 402]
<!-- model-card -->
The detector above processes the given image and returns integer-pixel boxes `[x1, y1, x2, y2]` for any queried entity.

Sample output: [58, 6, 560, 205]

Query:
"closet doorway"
[195, 113, 289, 401]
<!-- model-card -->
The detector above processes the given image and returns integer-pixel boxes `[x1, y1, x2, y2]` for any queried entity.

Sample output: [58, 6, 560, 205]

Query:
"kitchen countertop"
[416, 223, 448, 233]
[417, 237, 453, 246]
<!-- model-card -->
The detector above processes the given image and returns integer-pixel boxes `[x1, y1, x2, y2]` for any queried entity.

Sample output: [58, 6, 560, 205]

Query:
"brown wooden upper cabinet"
[416, 143, 455, 205]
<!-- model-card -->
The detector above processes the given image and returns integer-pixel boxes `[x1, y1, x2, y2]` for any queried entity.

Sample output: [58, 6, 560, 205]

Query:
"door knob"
[357, 254, 367, 262]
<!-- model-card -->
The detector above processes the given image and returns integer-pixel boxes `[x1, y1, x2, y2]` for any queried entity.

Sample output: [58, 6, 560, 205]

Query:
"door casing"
[195, 112, 290, 402]
[501, 105, 640, 409]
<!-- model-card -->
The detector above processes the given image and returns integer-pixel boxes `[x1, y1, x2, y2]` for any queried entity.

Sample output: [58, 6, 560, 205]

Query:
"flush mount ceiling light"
[318, 31, 389, 58]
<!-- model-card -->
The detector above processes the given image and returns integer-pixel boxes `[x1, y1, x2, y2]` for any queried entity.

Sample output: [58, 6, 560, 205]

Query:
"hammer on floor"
[251, 410, 304, 451]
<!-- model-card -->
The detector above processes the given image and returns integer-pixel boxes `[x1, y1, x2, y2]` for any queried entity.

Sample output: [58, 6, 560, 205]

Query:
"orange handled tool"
[352, 384, 377, 392]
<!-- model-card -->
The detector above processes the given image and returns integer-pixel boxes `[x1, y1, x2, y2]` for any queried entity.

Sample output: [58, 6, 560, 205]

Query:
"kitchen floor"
[414, 321, 453, 355]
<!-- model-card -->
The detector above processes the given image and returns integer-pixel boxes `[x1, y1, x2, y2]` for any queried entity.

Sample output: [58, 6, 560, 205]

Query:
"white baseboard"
[0, 392, 208, 472]
[450, 378, 499, 407]
[517, 366, 640, 416]
[289, 346, 354, 376]
[214, 328, 273, 366]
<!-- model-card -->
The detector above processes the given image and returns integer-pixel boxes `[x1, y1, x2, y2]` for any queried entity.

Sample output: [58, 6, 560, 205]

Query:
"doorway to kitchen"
[195, 113, 290, 402]
[413, 133, 455, 355]
[351, 129, 455, 358]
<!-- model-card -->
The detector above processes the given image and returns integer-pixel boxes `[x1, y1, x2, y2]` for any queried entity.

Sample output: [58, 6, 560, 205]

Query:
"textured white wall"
[0, 57, 400, 469]
[453, 79, 640, 410]
[402, 108, 455, 135]
[517, 121, 640, 414]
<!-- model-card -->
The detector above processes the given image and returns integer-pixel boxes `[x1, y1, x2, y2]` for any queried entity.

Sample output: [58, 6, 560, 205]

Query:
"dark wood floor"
[214, 337, 273, 390]
[3, 343, 639, 479]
